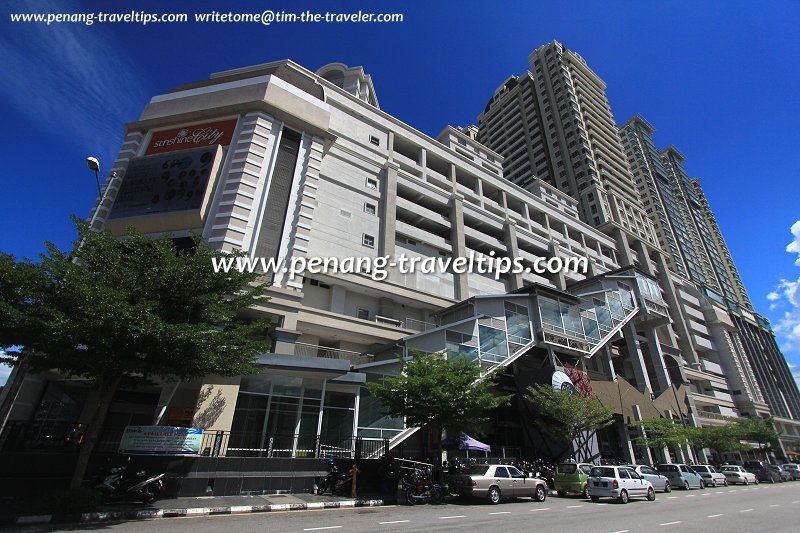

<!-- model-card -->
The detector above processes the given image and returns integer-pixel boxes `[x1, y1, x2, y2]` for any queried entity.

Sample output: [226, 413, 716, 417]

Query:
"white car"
[720, 464, 758, 485]
[628, 464, 672, 492]
[693, 464, 728, 487]
[587, 465, 656, 503]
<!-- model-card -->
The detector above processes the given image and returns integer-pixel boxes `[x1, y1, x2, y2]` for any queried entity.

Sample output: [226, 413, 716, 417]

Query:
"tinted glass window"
[557, 463, 578, 474]
[619, 469, 630, 479]
[658, 464, 679, 472]
[590, 467, 616, 477]
[680, 466, 691, 473]
[721, 466, 738, 472]
[465, 466, 490, 476]
[641, 467, 658, 475]
[579, 465, 592, 474]
[694, 466, 708, 472]
[507, 467, 523, 477]
[495, 467, 509, 478]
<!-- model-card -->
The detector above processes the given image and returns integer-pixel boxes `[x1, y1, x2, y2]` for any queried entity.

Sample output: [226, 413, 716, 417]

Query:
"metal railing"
[293, 343, 372, 365]
[199, 431, 389, 459]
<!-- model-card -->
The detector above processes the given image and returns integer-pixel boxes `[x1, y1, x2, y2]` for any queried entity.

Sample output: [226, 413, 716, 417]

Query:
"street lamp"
[86, 156, 102, 198]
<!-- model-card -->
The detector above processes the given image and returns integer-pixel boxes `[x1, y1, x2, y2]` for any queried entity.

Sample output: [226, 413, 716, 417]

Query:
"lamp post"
[86, 156, 102, 199]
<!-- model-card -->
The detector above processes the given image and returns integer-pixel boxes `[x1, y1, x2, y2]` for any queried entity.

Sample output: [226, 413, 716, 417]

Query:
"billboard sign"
[145, 118, 238, 155]
[108, 145, 222, 221]
[118, 426, 204, 456]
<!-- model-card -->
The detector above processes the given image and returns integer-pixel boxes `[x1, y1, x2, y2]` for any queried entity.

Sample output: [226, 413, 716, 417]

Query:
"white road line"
[728, 490, 736, 493]
[793, 500, 800, 504]
[667, 496, 679, 499]
[769, 504, 780, 508]
[610, 530, 629, 533]
[379, 521, 410, 525]
[566, 505, 584, 508]
[659, 521, 682, 526]
[488, 511, 511, 515]
[530, 508, 550, 511]
[439, 515, 467, 519]
[740, 509, 754, 513]
[304, 528, 343, 532]
[707, 514, 723, 518]
[700, 493, 710, 496]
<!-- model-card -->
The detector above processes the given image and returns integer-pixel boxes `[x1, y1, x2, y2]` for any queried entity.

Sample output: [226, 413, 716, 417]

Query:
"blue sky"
[1, 0, 799, 387]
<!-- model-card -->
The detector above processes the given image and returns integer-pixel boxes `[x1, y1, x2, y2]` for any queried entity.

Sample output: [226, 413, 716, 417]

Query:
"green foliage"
[686, 424, 751, 454]
[631, 417, 687, 450]
[733, 416, 781, 451]
[366, 351, 511, 434]
[526, 383, 615, 444]
[0, 217, 270, 382]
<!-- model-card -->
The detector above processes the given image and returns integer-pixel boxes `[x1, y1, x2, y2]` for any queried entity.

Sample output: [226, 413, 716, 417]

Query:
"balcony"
[293, 342, 372, 365]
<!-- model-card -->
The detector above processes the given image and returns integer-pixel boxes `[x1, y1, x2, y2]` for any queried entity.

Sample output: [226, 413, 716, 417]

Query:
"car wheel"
[618, 489, 629, 504]
[664, 481, 671, 493]
[582, 484, 590, 499]
[533, 484, 547, 502]
[684, 480, 690, 490]
[723, 478, 728, 487]
[743, 478, 749, 485]
[711, 479, 717, 487]
[754, 478, 759, 485]
[699, 479, 705, 489]
[770, 477, 776, 484]
[488, 486, 501, 505]
[557, 491, 566, 497]
[591, 496, 600, 502]
[647, 487, 655, 501]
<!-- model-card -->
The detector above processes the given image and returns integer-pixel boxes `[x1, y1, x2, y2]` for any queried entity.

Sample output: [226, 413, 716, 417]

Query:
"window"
[362, 234, 375, 248]
[366, 178, 378, 190]
[357, 308, 370, 320]
[369, 135, 380, 146]
[494, 467, 510, 478]
[619, 469, 630, 479]
[364, 202, 376, 215]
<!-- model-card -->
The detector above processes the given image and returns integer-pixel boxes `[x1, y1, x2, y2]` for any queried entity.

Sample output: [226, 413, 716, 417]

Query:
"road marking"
[728, 490, 736, 493]
[707, 514, 723, 518]
[610, 530, 629, 533]
[667, 496, 679, 499]
[488, 511, 511, 515]
[769, 504, 780, 508]
[701, 493, 710, 496]
[439, 515, 466, 519]
[530, 508, 550, 511]
[379, 521, 410, 525]
[304, 528, 343, 532]
[659, 521, 682, 526]
[793, 500, 800, 504]
[740, 509, 754, 513]
[742, 488, 749, 491]
[566, 505, 584, 508]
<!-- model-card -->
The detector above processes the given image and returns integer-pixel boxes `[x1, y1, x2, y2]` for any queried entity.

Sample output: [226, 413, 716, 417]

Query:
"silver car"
[587, 465, 656, 504]
[629, 465, 672, 492]
[448, 464, 548, 504]
[720, 464, 758, 485]
[693, 464, 728, 487]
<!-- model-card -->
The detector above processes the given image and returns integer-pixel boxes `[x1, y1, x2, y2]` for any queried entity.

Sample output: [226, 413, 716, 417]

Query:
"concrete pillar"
[273, 328, 301, 354]
[623, 323, 653, 394]
[449, 194, 469, 300]
[632, 404, 654, 465]
[645, 328, 672, 393]
[503, 220, 524, 291]
[632, 240, 655, 276]
[330, 285, 347, 314]
[547, 240, 567, 290]
[613, 228, 635, 268]
[652, 251, 697, 364]
[380, 162, 399, 258]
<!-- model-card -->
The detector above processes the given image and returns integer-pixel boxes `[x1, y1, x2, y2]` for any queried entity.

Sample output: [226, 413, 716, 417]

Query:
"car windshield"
[694, 466, 708, 472]
[721, 466, 738, 471]
[658, 464, 679, 472]
[464, 466, 490, 476]
[557, 464, 577, 474]
[590, 467, 616, 478]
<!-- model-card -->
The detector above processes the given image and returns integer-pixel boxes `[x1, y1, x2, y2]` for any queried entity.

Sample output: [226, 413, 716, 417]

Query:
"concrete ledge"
[11, 499, 384, 525]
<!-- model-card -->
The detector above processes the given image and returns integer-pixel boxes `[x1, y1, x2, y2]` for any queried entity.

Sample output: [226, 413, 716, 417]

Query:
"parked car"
[628, 465, 672, 492]
[448, 464, 548, 504]
[587, 465, 656, 503]
[554, 462, 593, 498]
[743, 460, 781, 483]
[770, 465, 791, 482]
[719, 464, 758, 485]
[656, 463, 705, 490]
[692, 464, 728, 487]
[782, 463, 800, 480]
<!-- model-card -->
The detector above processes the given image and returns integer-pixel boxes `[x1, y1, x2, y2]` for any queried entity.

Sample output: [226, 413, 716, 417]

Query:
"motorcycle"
[402, 468, 444, 505]
[96, 461, 165, 503]
[318, 462, 352, 496]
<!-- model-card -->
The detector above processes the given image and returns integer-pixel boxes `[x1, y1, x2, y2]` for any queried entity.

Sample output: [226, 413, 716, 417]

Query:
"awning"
[444, 432, 491, 452]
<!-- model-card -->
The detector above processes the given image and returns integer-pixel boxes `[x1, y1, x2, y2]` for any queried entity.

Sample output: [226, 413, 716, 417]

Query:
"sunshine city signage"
[145, 118, 238, 155]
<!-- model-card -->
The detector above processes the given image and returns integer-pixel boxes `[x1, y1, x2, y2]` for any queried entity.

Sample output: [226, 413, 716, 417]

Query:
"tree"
[686, 424, 750, 458]
[631, 417, 688, 456]
[0, 218, 270, 488]
[734, 416, 781, 459]
[526, 383, 614, 459]
[366, 351, 511, 462]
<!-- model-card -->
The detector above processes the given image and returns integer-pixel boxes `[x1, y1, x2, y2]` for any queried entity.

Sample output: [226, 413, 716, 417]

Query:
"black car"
[743, 460, 781, 483]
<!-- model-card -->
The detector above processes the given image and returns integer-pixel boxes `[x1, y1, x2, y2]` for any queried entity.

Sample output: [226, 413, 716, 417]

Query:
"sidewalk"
[12, 492, 386, 526]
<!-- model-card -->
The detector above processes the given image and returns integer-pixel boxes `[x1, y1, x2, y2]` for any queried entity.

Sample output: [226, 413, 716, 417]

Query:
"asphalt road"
[22, 481, 800, 533]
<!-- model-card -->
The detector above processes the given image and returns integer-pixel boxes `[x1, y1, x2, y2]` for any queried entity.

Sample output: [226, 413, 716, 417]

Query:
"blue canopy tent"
[443, 432, 491, 457]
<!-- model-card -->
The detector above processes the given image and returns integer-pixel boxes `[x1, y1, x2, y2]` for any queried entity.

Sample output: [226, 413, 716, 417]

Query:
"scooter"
[96, 462, 165, 503]
[402, 468, 444, 505]
[318, 463, 352, 496]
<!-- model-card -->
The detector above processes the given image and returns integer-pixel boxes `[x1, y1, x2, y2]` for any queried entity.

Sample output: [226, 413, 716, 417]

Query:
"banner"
[145, 118, 238, 155]
[118, 426, 204, 456]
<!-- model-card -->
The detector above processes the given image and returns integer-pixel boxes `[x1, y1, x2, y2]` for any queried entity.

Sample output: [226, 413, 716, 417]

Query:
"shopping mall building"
[2, 50, 799, 486]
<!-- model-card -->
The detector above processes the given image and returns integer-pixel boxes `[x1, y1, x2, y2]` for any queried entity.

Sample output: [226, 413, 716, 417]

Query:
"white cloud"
[788, 220, 800, 267]
[0, 0, 148, 156]
[767, 292, 781, 301]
